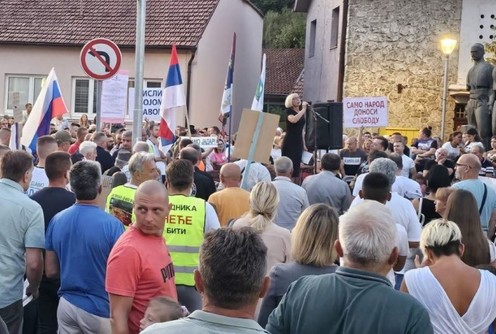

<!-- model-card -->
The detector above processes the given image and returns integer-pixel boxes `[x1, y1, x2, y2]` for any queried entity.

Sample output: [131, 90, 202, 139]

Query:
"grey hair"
[470, 143, 485, 153]
[133, 141, 150, 153]
[274, 156, 293, 174]
[79, 141, 97, 157]
[339, 200, 397, 266]
[369, 158, 396, 186]
[70, 160, 102, 200]
[128, 152, 155, 176]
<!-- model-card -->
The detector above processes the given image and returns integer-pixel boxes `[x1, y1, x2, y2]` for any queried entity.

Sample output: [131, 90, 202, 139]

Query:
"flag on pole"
[20, 68, 68, 153]
[251, 53, 266, 112]
[9, 123, 20, 150]
[219, 33, 236, 127]
[159, 44, 186, 152]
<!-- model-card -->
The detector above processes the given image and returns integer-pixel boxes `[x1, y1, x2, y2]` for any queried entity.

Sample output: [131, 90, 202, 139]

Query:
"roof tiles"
[264, 48, 305, 96]
[0, 0, 221, 47]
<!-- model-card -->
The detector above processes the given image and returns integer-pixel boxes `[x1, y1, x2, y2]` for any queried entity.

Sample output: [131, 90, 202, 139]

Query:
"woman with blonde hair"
[401, 220, 496, 333]
[232, 182, 290, 271]
[444, 189, 495, 266]
[281, 93, 307, 181]
[257, 204, 339, 327]
[434, 187, 454, 217]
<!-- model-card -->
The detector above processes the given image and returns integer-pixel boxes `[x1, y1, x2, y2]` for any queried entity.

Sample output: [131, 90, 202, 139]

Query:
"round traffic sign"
[80, 38, 122, 80]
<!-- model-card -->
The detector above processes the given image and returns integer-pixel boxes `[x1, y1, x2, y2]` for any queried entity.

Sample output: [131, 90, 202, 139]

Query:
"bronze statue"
[466, 43, 494, 147]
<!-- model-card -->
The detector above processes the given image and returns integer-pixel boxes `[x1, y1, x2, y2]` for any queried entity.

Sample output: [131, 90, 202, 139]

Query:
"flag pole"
[228, 33, 236, 161]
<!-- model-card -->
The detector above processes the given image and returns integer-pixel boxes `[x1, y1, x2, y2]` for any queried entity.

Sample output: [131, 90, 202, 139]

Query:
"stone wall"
[344, 0, 462, 139]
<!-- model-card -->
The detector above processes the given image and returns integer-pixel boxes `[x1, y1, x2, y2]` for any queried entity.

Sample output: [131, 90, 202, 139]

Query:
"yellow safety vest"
[105, 184, 137, 227]
[164, 195, 206, 286]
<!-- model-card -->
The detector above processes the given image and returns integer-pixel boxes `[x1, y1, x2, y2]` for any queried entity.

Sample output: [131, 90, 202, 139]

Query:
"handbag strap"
[417, 197, 423, 220]
[479, 183, 488, 215]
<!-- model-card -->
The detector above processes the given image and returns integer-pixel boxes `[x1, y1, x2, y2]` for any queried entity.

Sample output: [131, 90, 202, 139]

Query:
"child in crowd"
[139, 297, 185, 332]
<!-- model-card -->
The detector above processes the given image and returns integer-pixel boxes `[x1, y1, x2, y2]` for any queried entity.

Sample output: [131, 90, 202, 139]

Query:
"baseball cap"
[54, 130, 75, 144]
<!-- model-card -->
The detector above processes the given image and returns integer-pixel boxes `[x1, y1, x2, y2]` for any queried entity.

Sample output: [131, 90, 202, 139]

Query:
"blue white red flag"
[20, 68, 68, 153]
[159, 44, 185, 152]
[251, 53, 266, 112]
[220, 33, 236, 124]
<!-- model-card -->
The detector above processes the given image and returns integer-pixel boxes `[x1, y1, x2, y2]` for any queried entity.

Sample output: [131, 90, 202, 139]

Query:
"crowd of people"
[1, 97, 496, 334]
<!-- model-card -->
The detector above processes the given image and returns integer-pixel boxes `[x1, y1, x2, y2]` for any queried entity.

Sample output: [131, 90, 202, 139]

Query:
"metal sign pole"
[133, 0, 146, 144]
[95, 80, 102, 132]
[241, 112, 264, 190]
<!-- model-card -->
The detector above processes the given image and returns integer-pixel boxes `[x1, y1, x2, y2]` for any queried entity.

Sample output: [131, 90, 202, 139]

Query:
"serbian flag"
[20, 68, 68, 153]
[219, 33, 236, 127]
[159, 44, 185, 152]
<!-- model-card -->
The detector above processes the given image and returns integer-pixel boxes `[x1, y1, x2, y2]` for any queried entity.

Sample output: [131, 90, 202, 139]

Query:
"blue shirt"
[453, 179, 496, 232]
[0, 179, 45, 308]
[45, 203, 124, 317]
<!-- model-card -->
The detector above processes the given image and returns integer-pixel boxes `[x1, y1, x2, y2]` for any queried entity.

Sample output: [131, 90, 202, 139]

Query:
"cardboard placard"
[234, 109, 280, 164]
[180, 136, 218, 149]
[343, 96, 388, 128]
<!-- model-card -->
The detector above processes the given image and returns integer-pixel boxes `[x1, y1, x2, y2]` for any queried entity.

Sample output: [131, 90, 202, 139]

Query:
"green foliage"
[267, 104, 287, 129]
[486, 19, 496, 64]
[263, 8, 306, 48]
[251, 0, 293, 14]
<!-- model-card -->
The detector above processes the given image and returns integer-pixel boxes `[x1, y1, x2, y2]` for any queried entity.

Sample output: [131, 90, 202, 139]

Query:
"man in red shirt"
[106, 180, 177, 334]
[68, 127, 88, 155]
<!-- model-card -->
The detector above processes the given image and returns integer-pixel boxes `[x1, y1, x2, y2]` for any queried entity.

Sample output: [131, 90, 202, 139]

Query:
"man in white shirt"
[27, 135, 58, 196]
[356, 172, 408, 287]
[351, 158, 421, 248]
[234, 159, 271, 191]
[146, 123, 168, 183]
[389, 154, 422, 200]
[393, 141, 416, 178]
[272, 157, 309, 230]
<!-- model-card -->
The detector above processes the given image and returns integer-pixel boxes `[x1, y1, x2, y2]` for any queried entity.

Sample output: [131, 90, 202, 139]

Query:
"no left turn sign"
[80, 38, 122, 80]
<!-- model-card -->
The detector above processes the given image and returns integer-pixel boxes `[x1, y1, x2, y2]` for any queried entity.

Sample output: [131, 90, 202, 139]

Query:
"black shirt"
[96, 146, 115, 173]
[192, 167, 216, 201]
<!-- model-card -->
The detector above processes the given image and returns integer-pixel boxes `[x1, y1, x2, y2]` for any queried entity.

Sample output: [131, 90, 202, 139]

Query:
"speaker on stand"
[305, 102, 343, 174]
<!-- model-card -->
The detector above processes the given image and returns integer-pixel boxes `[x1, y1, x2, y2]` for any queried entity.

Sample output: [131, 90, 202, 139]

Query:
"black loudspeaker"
[305, 102, 343, 149]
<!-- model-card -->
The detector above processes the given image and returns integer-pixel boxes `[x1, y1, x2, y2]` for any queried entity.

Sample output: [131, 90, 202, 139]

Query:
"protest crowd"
[3, 92, 496, 334]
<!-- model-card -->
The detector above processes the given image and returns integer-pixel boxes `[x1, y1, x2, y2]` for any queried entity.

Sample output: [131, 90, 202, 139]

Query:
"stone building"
[295, 0, 496, 138]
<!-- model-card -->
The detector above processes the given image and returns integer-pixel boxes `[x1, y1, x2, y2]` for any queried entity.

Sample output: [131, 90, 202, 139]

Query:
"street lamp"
[440, 38, 457, 140]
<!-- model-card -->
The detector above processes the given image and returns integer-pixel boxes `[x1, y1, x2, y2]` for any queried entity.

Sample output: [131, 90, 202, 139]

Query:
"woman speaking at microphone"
[281, 93, 307, 182]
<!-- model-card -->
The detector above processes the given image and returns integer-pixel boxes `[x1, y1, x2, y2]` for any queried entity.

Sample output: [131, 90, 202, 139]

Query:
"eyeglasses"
[455, 163, 471, 169]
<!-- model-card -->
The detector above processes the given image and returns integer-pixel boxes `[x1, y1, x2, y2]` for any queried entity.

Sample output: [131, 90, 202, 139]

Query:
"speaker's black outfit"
[282, 108, 305, 177]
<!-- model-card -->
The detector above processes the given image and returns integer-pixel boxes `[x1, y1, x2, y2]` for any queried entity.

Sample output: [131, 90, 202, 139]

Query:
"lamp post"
[440, 38, 457, 140]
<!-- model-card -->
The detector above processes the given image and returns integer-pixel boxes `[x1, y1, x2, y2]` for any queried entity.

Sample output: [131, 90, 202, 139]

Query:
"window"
[330, 7, 340, 49]
[73, 78, 98, 115]
[309, 20, 317, 57]
[73, 78, 162, 116]
[5, 75, 46, 112]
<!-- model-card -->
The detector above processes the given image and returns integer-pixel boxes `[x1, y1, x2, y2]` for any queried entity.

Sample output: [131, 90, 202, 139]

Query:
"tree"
[263, 8, 306, 48]
[251, 0, 293, 14]
[486, 19, 496, 64]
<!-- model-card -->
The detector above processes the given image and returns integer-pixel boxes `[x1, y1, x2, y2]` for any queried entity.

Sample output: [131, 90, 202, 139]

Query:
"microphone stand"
[310, 104, 330, 175]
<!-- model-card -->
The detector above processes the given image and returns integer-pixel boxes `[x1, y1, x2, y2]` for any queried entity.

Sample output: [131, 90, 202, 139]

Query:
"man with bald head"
[208, 163, 250, 226]
[106, 180, 178, 334]
[180, 147, 216, 201]
[453, 153, 496, 237]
